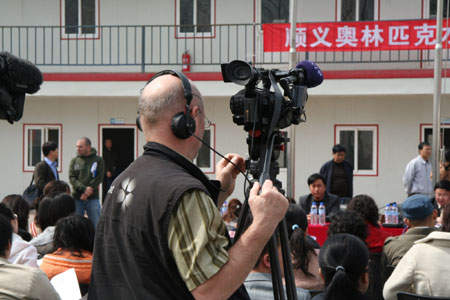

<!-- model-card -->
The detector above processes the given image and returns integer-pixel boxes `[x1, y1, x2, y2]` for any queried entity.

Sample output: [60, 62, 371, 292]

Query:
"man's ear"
[262, 253, 271, 269]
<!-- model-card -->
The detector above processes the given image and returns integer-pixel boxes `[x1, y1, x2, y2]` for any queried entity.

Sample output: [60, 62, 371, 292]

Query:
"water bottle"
[392, 203, 399, 224]
[384, 204, 391, 224]
[318, 202, 326, 225]
[220, 200, 228, 216]
[310, 202, 318, 225]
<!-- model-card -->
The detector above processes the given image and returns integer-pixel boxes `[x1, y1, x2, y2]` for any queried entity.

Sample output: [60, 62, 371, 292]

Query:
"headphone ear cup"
[171, 112, 196, 139]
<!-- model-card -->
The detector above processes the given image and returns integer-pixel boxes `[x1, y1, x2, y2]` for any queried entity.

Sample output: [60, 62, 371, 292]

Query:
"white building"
[1, 0, 449, 206]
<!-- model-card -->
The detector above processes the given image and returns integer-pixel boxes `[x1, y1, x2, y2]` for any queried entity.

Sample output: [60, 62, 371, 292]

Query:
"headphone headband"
[146, 70, 193, 106]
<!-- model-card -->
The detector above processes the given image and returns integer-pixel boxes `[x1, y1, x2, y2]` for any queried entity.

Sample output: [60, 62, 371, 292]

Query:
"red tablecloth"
[307, 224, 406, 246]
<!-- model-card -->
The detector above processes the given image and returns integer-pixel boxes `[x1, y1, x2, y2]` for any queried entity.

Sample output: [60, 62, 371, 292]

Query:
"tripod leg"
[268, 233, 285, 300]
[279, 219, 298, 300]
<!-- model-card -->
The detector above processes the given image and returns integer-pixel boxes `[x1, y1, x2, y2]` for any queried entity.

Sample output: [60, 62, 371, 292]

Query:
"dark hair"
[0, 215, 12, 257]
[434, 180, 450, 192]
[81, 137, 91, 146]
[445, 149, 450, 164]
[223, 198, 242, 223]
[418, 141, 430, 150]
[319, 233, 369, 300]
[285, 204, 316, 277]
[35, 192, 76, 231]
[307, 173, 326, 186]
[328, 211, 368, 243]
[0, 203, 14, 221]
[332, 144, 346, 153]
[42, 141, 58, 156]
[53, 215, 95, 257]
[442, 203, 450, 232]
[2, 194, 29, 231]
[43, 180, 71, 196]
[347, 194, 380, 228]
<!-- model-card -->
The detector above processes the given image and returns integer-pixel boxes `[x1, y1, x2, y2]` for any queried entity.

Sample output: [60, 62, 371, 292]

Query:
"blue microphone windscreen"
[295, 60, 323, 88]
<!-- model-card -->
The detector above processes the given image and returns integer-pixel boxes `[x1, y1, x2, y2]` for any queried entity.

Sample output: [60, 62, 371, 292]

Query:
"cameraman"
[89, 73, 289, 299]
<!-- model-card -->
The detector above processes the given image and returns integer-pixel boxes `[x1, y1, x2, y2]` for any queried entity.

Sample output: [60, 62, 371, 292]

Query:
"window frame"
[420, 123, 450, 148]
[193, 124, 216, 174]
[424, 0, 449, 19]
[260, 0, 290, 24]
[23, 124, 63, 173]
[60, 0, 100, 40]
[335, 124, 379, 176]
[336, 0, 379, 21]
[175, 0, 216, 39]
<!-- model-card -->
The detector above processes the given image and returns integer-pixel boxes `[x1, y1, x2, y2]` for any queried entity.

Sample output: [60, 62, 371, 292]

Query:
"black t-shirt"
[330, 162, 349, 198]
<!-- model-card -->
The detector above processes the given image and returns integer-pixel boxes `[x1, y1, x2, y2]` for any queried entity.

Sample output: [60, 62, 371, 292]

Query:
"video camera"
[221, 60, 323, 180]
[0, 52, 43, 124]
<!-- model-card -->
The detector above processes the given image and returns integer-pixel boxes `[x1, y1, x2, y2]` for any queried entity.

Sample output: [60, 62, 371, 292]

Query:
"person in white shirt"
[403, 142, 432, 197]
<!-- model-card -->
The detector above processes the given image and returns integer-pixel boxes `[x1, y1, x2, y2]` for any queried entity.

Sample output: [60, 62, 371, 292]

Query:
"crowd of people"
[1, 70, 450, 300]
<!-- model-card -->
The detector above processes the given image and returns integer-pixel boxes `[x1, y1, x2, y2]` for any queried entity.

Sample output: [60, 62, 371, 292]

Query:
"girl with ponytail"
[285, 204, 324, 291]
[313, 233, 369, 300]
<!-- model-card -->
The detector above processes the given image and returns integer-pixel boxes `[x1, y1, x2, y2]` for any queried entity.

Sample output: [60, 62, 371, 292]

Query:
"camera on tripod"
[221, 60, 309, 133]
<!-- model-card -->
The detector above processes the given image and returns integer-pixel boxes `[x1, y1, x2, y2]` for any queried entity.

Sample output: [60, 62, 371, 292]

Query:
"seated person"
[0, 215, 60, 300]
[327, 210, 368, 243]
[244, 230, 311, 300]
[347, 195, 394, 253]
[430, 180, 450, 226]
[381, 194, 437, 272]
[285, 204, 324, 291]
[30, 192, 76, 257]
[312, 233, 369, 300]
[40, 215, 94, 284]
[383, 203, 450, 299]
[0, 203, 37, 267]
[2, 194, 32, 242]
[298, 174, 341, 222]
[30, 180, 72, 238]
[222, 198, 241, 232]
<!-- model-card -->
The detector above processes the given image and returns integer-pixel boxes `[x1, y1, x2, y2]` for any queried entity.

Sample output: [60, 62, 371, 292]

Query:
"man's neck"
[45, 156, 55, 163]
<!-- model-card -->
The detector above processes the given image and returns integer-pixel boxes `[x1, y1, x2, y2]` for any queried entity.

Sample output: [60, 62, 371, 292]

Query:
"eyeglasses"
[197, 109, 212, 129]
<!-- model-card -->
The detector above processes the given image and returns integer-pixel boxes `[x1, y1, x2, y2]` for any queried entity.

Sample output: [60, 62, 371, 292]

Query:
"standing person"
[403, 141, 432, 197]
[102, 138, 118, 201]
[88, 71, 289, 299]
[298, 173, 341, 222]
[69, 137, 104, 228]
[34, 141, 59, 196]
[319, 144, 353, 200]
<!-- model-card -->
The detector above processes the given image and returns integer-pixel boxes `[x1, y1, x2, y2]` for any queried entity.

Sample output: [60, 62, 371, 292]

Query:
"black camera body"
[0, 52, 43, 124]
[223, 61, 308, 134]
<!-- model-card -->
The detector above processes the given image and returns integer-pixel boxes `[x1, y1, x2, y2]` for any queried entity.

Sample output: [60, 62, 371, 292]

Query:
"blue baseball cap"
[402, 194, 434, 220]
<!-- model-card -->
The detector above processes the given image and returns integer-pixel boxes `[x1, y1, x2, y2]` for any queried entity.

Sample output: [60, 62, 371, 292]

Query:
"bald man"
[89, 71, 289, 300]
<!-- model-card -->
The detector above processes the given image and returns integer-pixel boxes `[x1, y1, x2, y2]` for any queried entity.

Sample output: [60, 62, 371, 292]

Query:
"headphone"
[136, 70, 196, 139]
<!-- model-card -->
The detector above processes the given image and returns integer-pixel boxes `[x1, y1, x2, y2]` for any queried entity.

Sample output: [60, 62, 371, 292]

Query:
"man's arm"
[191, 180, 289, 300]
[402, 160, 415, 194]
[87, 157, 105, 190]
[68, 159, 86, 194]
[34, 162, 48, 193]
[215, 153, 245, 208]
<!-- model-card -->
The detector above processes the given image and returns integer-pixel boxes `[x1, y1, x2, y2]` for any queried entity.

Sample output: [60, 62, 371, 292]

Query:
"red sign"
[263, 20, 450, 52]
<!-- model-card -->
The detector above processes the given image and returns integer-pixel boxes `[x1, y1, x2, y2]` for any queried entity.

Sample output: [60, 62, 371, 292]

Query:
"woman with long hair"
[313, 233, 369, 300]
[285, 204, 324, 291]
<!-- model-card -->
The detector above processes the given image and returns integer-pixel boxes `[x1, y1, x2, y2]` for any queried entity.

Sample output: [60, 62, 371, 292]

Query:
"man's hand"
[85, 186, 94, 197]
[106, 171, 112, 178]
[215, 154, 245, 206]
[248, 180, 289, 235]
[80, 193, 88, 201]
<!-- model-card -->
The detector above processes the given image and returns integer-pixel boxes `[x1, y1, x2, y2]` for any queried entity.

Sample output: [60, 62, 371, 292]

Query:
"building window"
[338, 0, 376, 21]
[428, 0, 449, 19]
[422, 124, 450, 149]
[193, 126, 215, 173]
[335, 125, 378, 175]
[24, 124, 62, 172]
[177, 0, 214, 35]
[61, 0, 98, 37]
[261, 0, 289, 23]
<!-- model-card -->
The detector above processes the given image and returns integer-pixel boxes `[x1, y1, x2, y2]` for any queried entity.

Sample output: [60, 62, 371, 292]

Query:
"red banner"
[263, 20, 450, 52]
